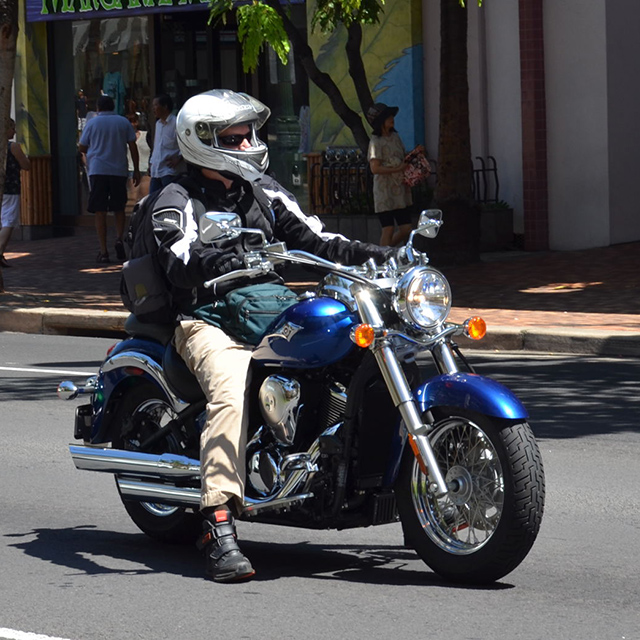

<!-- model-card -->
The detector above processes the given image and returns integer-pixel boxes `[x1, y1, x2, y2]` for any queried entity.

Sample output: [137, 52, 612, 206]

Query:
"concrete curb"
[459, 326, 640, 357]
[0, 307, 127, 336]
[2, 306, 640, 356]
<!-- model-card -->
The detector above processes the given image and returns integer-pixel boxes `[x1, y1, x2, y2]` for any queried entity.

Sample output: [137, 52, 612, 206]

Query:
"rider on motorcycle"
[150, 89, 392, 582]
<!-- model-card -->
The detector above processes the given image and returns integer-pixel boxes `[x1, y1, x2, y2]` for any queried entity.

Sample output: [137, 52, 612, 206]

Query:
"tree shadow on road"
[4, 525, 513, 589]
[472, 354, 640, 439]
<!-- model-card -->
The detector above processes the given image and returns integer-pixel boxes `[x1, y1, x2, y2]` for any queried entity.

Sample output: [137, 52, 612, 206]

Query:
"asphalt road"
[1, 333, 639, 640]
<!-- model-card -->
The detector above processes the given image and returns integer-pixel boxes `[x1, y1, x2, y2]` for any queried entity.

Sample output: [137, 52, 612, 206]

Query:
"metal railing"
[307, 150, 499, 214]
[308, 147, 373, 215]
[472, 156, 500, 204]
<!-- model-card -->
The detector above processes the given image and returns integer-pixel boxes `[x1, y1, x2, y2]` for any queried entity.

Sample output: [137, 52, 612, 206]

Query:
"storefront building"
[20, 0, 309, 236]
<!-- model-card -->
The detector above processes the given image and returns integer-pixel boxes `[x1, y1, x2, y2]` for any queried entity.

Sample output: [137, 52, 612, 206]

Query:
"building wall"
[469, 0, 523, 232]
[423, 0, 640, 251]
[544, 0, 610, 249]
[606, 0, 640, 245]
[308, 0, 425, 151]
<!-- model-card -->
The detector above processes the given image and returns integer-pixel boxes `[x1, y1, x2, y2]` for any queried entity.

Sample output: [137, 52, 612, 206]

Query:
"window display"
[72, 17, 151, 128]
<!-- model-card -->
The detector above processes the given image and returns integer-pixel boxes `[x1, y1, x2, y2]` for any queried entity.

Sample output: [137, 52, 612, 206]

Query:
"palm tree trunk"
[436, 0, 472, 203]
[426, 0, 479, 264]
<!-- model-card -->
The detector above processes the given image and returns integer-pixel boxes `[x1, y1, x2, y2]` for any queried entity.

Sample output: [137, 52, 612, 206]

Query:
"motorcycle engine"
[246, 375, 301, 499]
[258, 375, 301, 446]
[246, 375, 348, 500]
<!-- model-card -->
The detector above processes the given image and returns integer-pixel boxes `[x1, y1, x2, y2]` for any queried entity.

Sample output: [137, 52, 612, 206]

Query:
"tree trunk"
[427, 0, 479, 265]
[436, 0, 472, 204]
[263, 0, 371, 152]
[0, 0, 18, 286]
[0, 0, 19, 203]
[346, 22, 374, 117]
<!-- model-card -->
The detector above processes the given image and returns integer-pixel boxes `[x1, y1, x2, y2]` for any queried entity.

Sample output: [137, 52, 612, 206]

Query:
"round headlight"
[393, 267, 452, 329]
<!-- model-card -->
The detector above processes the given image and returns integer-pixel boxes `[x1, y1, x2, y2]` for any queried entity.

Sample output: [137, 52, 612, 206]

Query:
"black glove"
[217, 253, 244, 275]
[201, 251, 243, 277]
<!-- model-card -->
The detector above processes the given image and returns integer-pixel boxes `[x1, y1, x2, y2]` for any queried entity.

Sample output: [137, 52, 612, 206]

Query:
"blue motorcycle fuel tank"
[252, 296, 357, 368]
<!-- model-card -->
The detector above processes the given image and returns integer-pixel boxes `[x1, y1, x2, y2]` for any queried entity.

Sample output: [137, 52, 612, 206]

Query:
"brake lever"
[203, 265, 271, 290]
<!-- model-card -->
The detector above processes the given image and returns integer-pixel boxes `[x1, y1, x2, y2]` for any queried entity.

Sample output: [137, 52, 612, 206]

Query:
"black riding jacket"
[149, 170, 391, 314]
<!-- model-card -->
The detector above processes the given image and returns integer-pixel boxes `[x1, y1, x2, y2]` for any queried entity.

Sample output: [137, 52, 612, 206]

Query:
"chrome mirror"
[57, 381, 78, 401]
[415, 209, 443, 239]
[199, 212, 242, 243]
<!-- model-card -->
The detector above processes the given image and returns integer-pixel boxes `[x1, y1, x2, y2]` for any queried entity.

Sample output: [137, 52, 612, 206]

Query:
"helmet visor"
[194, 121, 261, 149]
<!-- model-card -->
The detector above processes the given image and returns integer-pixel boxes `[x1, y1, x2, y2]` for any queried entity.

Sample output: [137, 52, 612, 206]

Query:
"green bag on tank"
[193, 283, 298, 345]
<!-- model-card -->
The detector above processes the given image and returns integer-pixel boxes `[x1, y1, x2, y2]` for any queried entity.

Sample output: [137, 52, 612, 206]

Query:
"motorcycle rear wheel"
[112, 383, 202, 544]
[395, 408, 545, 584]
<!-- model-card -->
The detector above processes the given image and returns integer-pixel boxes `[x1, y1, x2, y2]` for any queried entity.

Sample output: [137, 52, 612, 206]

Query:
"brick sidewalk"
[1, 232, 639, 334]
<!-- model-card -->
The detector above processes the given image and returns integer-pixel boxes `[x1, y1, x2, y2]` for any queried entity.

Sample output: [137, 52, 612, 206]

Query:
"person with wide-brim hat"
[366, 103, 414, 246]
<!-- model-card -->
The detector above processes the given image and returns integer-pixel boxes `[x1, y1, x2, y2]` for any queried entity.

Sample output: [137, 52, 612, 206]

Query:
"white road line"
[0, 629, 74, 640]
[0, 366, 95, 377]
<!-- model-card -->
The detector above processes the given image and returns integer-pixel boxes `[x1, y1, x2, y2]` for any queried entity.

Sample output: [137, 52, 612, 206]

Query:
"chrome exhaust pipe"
[116, 478, 313, 514]
[116, 478, 201, 506]
[70, 445, 200, 479]
[71, 445, 315, 514]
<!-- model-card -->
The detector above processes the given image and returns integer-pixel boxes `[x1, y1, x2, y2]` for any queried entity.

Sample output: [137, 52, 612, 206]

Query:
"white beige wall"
[606, 0, 640, 245]
[468, 0, 523, 233]
[423, 0, 640, 250]
[544, 0, 610, 249]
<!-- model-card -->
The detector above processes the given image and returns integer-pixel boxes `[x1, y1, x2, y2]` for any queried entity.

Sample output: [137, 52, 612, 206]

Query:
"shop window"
[72, 17, 152, 132]
[72, 17, 152, 215]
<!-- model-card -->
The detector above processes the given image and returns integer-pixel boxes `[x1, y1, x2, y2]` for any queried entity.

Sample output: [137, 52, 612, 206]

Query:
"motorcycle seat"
[124, 314, 174, 346]
[163, 341, 204, 403]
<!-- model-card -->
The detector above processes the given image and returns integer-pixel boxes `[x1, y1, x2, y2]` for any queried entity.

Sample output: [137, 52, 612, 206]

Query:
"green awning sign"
[27, 0, 210, 21]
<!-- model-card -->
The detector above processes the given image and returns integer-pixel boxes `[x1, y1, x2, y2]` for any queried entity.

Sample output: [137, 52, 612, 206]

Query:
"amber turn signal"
[352, 324, 376, 348]
[464, 316, 487, 340]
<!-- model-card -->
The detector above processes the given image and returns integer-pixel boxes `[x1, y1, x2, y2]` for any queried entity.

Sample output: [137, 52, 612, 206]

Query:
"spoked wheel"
[395, 409, 545, 584]
[112, 383, 202, 544]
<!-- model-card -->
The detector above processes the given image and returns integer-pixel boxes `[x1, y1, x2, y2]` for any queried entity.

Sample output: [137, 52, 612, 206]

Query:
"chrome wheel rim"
[139, 502, 181, 517]
[411, 417, 504, 555]
[125, 398, 182, 519]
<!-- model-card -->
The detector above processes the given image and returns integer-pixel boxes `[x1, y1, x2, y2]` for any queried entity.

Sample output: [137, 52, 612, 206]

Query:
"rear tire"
[111, 383, 202, 544]
[395, 408, 545, 584]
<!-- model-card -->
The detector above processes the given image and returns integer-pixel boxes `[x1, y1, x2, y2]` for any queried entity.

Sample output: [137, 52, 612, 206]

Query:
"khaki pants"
[174, 320, 253, 514]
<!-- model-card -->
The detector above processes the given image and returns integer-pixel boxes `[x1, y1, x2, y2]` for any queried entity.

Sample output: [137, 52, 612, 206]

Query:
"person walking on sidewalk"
[1, 118, 31, 268]
[78, 95, 141, 263]
[148, 93, 182, 194]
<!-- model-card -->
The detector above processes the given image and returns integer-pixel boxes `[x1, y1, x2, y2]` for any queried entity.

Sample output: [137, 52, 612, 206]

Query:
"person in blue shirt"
[79, 95, 141, 263]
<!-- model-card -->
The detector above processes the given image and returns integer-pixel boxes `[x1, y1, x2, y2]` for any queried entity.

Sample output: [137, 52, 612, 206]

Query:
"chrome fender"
[414, 372, 528, 420]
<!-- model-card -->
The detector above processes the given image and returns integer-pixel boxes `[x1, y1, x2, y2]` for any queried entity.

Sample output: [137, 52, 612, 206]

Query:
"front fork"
[355, 290, 453, 496]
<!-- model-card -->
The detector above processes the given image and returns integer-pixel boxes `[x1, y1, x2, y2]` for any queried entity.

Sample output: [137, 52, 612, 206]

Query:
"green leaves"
[312, 0, 384, 32]
[237, 2, 290, 72]
[209, 0, 289, 73]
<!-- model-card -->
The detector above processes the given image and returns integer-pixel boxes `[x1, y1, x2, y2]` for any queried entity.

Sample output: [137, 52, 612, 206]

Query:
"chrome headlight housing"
[393, 267, 452, 330]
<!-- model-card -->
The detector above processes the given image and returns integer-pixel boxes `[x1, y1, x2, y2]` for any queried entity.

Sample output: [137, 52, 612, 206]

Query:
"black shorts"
[88, 175, 128, 213]
[378, 207, 412, 228]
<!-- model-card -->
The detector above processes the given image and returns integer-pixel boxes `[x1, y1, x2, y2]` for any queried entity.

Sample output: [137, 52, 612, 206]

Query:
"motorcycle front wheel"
[112, 383, 202, 544]
[395, 408, 545, 584]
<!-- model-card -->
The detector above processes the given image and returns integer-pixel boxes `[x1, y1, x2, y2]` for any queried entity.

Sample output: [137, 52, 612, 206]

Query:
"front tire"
[395, 409, 545, 584]
[111, 383, 202, 544]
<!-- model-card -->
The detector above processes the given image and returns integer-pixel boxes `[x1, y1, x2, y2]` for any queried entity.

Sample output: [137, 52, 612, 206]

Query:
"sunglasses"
[218, 132, 252, 147]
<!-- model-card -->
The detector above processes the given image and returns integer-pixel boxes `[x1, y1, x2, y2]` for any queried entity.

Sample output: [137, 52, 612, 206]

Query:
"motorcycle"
[58, 210, 545, 584]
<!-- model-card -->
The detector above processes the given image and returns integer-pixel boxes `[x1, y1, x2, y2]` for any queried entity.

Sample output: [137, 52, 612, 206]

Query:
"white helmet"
[176, 89, 271, 181]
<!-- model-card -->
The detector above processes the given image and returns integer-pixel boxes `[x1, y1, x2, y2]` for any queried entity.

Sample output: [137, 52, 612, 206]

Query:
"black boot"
[197, 510, 255, 583]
